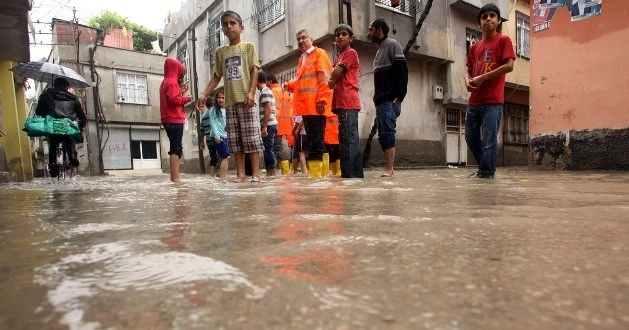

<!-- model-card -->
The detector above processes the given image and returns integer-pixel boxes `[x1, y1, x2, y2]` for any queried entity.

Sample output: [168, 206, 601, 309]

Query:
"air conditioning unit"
[433, 85, 444, 100]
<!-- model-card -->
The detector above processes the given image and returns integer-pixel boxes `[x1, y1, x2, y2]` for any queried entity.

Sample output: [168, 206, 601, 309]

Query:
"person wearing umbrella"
[35, 77, 87, 177]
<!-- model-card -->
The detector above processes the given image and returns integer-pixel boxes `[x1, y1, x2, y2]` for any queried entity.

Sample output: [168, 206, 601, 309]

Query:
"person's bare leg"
[383, 147, 395, 177]
[218, 157, 229, 179]
[299, 152, 307, 174]
[209, 166, 216, 177]
[169, 154, 181, 182]
[266, 168, 276, 176]
[235, 153, 246, 183]
[250, 152, 261, 182]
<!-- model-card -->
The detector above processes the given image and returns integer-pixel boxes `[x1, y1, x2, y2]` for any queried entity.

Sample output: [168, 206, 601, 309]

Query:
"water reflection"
[1, 169, 628, 329]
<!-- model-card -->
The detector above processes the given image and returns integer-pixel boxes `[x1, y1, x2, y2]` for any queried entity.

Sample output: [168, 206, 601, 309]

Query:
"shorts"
[215, 137, 230, 159]
[292, 134, 309, 159]
[163, 123, 184, 158]
[226, 103, 264, 154]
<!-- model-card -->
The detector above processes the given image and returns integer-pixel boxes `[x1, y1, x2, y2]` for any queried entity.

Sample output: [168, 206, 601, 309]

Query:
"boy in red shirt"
[465, 3, 515, 179]
[329, 24, 364, 178]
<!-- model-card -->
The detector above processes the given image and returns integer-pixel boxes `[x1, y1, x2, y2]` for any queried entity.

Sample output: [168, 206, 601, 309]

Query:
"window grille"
[251, 0, 285, 30]
[116, 74, 148, 105]
[516, 12, 530, 59]
[176, 42, 189, 84]
[466, 28, 482, 55]
[503, 103, 529, 144]
[375, 0, 423, 16]
[204, 13, 226, 63]
[276, 67, 297, 86]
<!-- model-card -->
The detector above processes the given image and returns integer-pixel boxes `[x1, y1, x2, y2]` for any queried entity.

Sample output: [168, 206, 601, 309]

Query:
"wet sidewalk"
[1, 168, 628, 329]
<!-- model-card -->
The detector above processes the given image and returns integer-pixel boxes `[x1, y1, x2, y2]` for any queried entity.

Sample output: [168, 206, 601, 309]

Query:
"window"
[176, 42, 189, 84]
[251, 0, 285, 30]
[466, 28, 482, 55]
[375, 0, 422, 16]
[204, 13, 227, 63]
[116, 74, 148, 104]
[131, 141, 158, 160]
[503, 103, 529, 144]
[516, 12, 530, 59]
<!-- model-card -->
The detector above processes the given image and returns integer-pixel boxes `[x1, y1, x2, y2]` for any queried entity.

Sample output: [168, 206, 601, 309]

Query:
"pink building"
[529, 0, 629, 170]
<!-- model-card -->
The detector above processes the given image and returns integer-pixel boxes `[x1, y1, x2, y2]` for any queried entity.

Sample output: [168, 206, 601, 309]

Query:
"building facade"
[164, 0, 531, 170]
[0, 0, 34, 182]
[529, 0, 629, 170]
[47, 19, 168, 174]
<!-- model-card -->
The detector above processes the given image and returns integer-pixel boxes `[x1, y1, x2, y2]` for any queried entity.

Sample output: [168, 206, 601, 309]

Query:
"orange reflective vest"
[285, 47, 333, 117]
[324, 114, 339, 145]
[269, 83, 293, 137]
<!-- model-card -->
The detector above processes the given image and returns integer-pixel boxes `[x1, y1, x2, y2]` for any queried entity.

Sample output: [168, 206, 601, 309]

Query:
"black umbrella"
[10, 61, 90, 88]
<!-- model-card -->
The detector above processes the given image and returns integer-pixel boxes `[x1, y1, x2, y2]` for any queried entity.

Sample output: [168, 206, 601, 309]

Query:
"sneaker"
[479, 173, 495, 179]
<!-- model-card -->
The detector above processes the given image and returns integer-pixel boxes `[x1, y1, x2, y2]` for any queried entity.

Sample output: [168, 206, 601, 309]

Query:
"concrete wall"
[529, 1, 629, 170]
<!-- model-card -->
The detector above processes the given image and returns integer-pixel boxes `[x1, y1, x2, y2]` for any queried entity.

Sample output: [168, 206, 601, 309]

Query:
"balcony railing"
[376, 0, 423, 16]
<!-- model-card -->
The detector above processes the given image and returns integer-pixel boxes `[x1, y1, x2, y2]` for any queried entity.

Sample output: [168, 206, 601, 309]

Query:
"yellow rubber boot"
[321, 153, 330, 177]
[332, 159, 342, 176]
[279, 160, 290, 175]
[307, 160, 323, 179]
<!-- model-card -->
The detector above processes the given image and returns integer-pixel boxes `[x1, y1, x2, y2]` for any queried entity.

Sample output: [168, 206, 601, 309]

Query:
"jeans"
[376, 102, 400, 151]
[303, 115, 327, 161]
[206, 139, 218, 167]
[337, 109, 364, 178]
[262, 124, 277, 170]
[465, 104, 503, 176]
[274, 135, 285, 163]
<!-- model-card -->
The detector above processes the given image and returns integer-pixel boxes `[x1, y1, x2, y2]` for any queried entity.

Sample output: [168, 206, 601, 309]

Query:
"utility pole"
[190, 27, 206, 174]
[89, 33, 105, 175]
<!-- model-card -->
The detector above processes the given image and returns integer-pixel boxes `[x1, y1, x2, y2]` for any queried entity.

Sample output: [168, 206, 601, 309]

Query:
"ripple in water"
[35, 241, 266, 330]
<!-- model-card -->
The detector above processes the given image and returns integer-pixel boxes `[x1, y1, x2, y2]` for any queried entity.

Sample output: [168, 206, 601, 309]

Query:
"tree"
[88, 10, 163, 53]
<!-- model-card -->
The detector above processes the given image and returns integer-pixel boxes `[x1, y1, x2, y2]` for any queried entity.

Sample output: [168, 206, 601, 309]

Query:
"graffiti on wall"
[569, 0, 602, 22]
[533, 0, 603, 32]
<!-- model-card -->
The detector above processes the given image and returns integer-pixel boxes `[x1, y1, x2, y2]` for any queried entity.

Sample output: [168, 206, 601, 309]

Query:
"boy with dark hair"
[197, 10, 262, 183]
[465, 3, 515, 179]
[257, 71, 279, 176]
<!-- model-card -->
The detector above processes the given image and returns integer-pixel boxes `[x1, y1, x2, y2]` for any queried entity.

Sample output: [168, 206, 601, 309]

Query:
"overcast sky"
[30, 0, 183, 60]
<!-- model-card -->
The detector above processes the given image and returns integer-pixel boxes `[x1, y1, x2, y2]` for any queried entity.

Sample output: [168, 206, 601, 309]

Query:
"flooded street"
[1, 168, 628, 330]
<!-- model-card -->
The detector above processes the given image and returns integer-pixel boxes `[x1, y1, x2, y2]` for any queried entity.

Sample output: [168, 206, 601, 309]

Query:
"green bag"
[23, 117, 48, 137]
[23, 116, 81, 140]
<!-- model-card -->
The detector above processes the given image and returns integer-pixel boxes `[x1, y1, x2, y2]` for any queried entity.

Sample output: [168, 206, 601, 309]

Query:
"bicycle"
[51, 137, 74, 180]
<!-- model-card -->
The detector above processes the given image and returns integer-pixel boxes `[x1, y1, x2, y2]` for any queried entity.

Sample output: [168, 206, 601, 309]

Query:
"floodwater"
[1, 168, 628, 330]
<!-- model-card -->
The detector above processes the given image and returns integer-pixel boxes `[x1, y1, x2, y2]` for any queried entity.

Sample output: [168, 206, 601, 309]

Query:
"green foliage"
[88, 10, 163, 53]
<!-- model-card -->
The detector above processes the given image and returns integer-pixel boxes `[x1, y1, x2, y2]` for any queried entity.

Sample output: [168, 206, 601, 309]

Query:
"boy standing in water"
[197, 11, 262, 183]
[465, 3, 515, 179]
